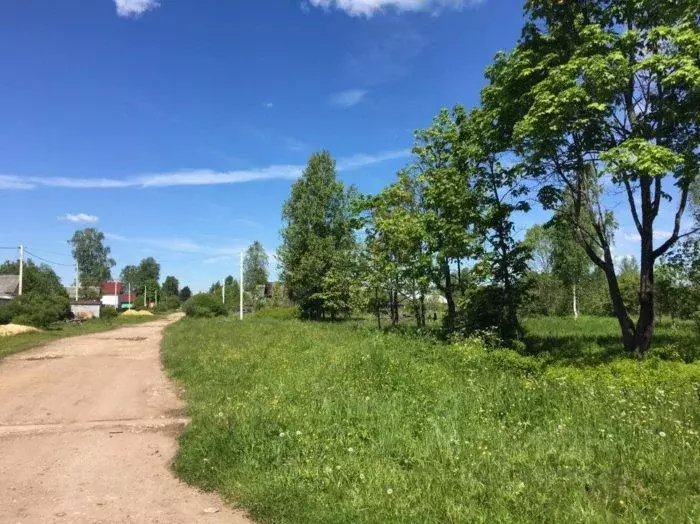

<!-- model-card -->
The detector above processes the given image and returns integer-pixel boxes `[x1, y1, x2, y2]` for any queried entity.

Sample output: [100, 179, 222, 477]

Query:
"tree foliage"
[162, 275, 180, 297]
[279, 151, 357, 320]
[68, 228, 115, 287]
[244, 241, 269, 293]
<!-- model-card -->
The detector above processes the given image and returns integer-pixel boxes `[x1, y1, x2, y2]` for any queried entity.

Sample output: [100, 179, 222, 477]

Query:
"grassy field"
[0, 315, 161, 360]
[162, 314, 700, 523]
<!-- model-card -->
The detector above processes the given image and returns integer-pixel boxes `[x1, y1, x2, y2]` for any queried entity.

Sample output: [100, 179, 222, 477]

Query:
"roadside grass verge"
[163, 316, 700, 523]
[0, 315, 162, 360]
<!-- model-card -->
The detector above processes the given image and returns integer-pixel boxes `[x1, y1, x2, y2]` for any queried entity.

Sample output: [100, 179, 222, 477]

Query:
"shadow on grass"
[522, 332, 699, 367]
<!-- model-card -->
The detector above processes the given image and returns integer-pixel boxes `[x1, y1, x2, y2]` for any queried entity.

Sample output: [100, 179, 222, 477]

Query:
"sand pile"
[122, 310, 154, 317]
[0, 324, 39, 336]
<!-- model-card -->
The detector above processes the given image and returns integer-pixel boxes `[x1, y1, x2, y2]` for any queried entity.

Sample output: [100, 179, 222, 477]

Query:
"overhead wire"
[24, 249, 75, 267]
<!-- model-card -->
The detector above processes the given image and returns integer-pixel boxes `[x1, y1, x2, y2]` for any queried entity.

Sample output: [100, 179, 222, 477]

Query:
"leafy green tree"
[179, 286, 192, 302]
[162, 276, 179, 297]
[68, 228, 115, 287]
[279, 151, 357, 320]
[413, 107, 480, 330]
[224, 275, 234, 286]
[481, 0, 699, 356]
[244, 241, 269, 293]
[0, 259, 68, 298]
[120, 257, 161, 292]
[464, 108, 531, 341]
[359, 169, 432, 328]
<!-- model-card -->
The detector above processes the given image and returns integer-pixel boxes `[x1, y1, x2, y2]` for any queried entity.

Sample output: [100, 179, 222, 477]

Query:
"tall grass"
[163, 316, 700, 523]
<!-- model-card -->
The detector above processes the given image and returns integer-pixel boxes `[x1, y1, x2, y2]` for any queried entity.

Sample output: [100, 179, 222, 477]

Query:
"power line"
[24, 250, 75, 267]
[0, 246, 17, 250]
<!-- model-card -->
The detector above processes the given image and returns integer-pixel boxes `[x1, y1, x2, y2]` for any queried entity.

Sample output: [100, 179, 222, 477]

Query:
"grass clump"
[163, 316, 700, 523]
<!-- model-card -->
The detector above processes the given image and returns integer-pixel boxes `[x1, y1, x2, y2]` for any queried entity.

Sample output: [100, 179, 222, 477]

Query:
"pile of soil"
[0, 324, 39, 337]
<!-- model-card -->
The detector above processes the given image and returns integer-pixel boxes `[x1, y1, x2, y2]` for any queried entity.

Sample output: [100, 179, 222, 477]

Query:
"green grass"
[0, 315, 161, 360]
[524, 315, 699, 364]
[163, 315, 700, 523]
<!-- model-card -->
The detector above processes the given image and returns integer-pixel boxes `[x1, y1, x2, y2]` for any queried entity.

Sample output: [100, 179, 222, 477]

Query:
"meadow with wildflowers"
[163, 315, 700, 523]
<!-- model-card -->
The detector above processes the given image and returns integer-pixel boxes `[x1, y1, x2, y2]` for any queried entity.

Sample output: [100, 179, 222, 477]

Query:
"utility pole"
[18, 245, 23, 296]
[240, 251, 244, 320]
[128, 282, 132, 310]
[222, 279, 225, 304]
[155, 290, 158, 308]
[75, 264, 79, 302]
[144, 286, 147, 309]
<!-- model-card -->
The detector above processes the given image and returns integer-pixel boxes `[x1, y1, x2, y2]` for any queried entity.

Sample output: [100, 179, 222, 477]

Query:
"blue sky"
[0, 0, 681, 291]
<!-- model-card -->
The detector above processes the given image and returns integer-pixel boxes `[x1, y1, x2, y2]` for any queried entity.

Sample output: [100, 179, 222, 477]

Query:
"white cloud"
[114, 0, 160, 17]
[106, 233, 128, 242]
[203, 255, 234, 265]
[622, 230, 672, 243]
[654, 230, 672, 239]
[337, 149, 409, 170]
[307, 0, 472, 17]
[58, 213, 99, 224]
[330, 89, 368, 108]
[0, 148, 410, 190]
[264, 102, 274, 109]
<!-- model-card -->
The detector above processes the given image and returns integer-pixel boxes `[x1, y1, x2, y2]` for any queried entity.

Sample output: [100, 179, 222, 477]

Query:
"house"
[0, 275, 20, 305]
[101, 281, 124, 308]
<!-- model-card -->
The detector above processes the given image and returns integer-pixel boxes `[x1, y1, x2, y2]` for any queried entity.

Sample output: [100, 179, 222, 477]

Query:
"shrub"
[101, 305, 119, 320]
[154, 296, 181, 314]
[0, 304, 12, 325]
[251, 305, 300, 320]
[6, 293, 71, 328]
[183, 293, 227, 318]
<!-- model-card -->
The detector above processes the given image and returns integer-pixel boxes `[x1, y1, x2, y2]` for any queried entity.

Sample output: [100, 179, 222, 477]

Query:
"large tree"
[162, 276, 179, 297]
[68, 228, 115, 288]
[279, 151, 357, 320]
[179, 286, 192, 302]
[482, 0, 699, 357]
[120, 257, 161, 292]
[243, 241, 269, 293]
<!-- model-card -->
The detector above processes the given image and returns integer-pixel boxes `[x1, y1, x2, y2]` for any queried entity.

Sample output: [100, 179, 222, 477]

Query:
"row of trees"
[206, 241, 271, 311]
[279, 0, 699, 357]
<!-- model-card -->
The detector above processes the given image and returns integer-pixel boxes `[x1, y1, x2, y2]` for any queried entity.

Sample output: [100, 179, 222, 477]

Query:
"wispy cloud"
[622, 230, 673, 243]
[114, 0, 160, 17]
[329, 89, 368, 108]
[106, 233, 247, 262]
[106, 233, 128, 242]
[1, 148, 409, 190]
[263, 102, 274, 109]
[307, 0, 476, 17]
[58, 213, 99, 224]
[337, 149, 409, 170]
[203, 255, 235, 265]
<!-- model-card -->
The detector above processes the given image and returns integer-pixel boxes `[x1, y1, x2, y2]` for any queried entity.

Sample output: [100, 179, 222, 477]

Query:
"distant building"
[101, 281, 123, 308]
[0, 275, 20, 305]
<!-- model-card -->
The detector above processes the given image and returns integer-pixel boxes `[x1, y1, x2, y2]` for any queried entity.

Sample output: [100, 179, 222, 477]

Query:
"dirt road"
[0, 314, 252, 524]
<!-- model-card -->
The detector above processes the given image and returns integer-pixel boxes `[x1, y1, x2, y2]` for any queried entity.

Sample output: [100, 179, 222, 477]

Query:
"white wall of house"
[101, 295, 119, 307]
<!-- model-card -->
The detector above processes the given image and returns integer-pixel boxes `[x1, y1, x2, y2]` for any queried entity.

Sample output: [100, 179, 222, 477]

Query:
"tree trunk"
[634, 230, 656, 358]
[375, 288, 382, 329]
[572, 283, 579, 319]
[419, 292, 426, 328]
[441, 257, 456, 331]
[602, 264, 636, 353]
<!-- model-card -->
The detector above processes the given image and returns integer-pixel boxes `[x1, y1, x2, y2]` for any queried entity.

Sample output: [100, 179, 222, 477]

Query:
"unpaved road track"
[0, 314, 252, 524]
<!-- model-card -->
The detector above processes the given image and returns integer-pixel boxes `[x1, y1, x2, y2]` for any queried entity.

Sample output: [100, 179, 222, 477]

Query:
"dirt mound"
[122, 310, 154, 317]
[0, 324, 39, 337]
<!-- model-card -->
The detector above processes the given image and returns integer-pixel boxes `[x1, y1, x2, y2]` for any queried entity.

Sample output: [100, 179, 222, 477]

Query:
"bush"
[0, 304, 12, 325]
[101, 305, 119, 320]
[5, 293, 71, 328]
[154, 295, 181, 314]
[183, 293, 227, 318]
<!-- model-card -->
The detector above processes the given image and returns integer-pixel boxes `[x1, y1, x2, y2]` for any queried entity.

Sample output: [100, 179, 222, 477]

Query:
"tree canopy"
[68, 228, 115, 287]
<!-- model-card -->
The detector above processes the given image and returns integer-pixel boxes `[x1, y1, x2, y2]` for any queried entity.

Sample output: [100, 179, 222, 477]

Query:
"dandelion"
[348, 447, 354, 453]
[296, 430, 302, 436]
[619, 500, 625, 505]
[659, 431, 666, 437]
[359, 473, 365, 480]
[279, 432, 286, 438]
[386, 488, 393, 495]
